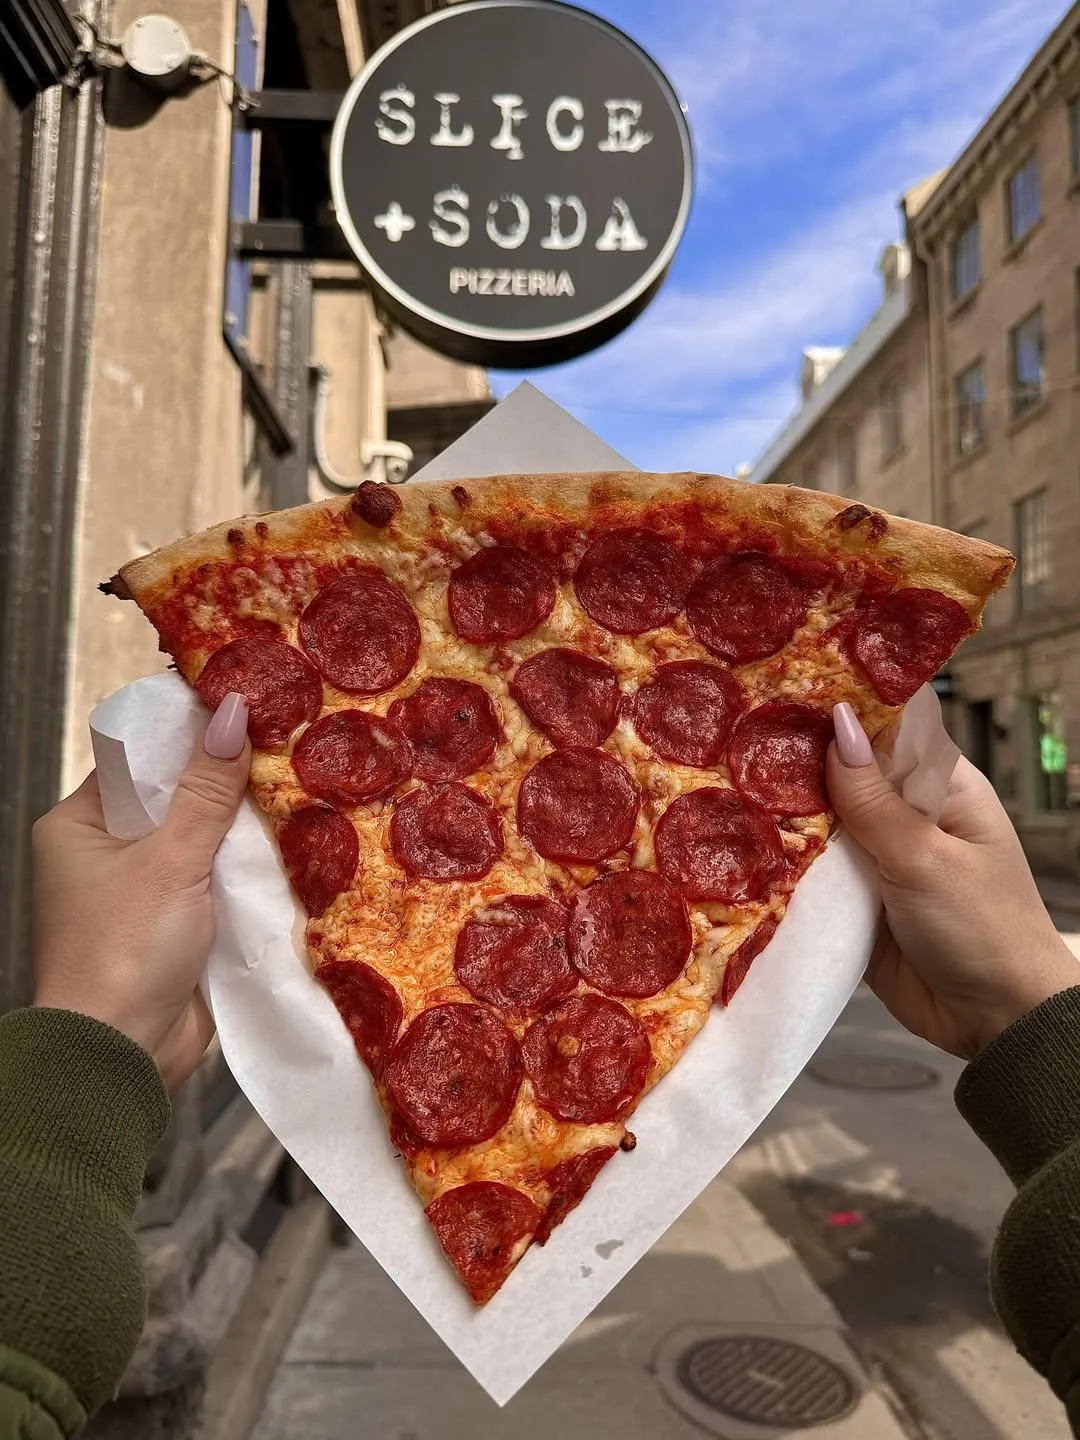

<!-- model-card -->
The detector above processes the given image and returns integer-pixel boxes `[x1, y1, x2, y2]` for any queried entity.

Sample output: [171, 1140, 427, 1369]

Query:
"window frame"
[1008, 306, 1045, 418]
[879, 373, 904, 461]
[950, 216, 981, 301]
[1005, 153, 1041, 247]
[954, 358, 986, 456]
[1013, 486, 1051, 614]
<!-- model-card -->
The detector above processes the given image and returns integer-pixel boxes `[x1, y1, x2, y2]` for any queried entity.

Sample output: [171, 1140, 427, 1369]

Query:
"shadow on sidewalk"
[252, 1222, 1008, 1440]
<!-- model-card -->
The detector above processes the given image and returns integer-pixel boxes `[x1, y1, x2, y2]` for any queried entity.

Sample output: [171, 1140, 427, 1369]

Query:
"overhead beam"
[233, 219, 353, 262]
[242, 89, 344, 126]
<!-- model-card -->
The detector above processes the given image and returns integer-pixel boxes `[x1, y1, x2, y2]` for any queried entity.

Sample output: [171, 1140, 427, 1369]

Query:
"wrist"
[32, 984, 165, 1064]
[956, 983, 1080, 1187]
[972, 938, 1080, 1053]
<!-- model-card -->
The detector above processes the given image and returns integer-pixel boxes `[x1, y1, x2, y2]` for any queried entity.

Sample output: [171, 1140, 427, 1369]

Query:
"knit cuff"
[955, 985, 1080, 1188]
[0, 1009, 169, 1206]
[0, 1008, 170, 1414]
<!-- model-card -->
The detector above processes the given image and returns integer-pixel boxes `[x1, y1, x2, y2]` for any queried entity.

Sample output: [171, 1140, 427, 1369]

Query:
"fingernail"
[204, 692, 249, 759]
[833, 702, 874, 767]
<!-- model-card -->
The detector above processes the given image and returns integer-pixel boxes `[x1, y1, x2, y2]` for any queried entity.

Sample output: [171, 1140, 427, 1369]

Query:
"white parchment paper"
[89, 386, 958, 1405]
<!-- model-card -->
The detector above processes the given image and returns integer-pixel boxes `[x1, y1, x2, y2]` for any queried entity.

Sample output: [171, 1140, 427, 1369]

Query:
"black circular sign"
[330, 0, 693, 367]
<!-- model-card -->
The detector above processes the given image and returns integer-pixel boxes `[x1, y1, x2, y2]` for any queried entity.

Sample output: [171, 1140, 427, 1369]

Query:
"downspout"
[907, 203, 944, 530]
[0, 20, 103, 1010]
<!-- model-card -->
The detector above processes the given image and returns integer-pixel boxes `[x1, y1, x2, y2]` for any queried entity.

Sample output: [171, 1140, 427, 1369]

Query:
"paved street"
[727, 981, 1073, 1440]
[250, 903, 1080, 1440]
[252, 1175, 908, 1440]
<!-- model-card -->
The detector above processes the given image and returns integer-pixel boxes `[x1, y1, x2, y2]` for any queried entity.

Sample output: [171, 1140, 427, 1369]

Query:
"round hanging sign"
[330, 0, 693, 367]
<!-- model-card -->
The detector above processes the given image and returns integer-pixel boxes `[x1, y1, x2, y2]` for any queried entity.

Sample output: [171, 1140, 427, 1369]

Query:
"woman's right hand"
[828, 702, 1080, 1060]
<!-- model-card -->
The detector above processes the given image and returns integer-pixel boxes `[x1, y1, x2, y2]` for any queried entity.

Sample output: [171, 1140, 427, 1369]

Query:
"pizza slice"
[108, 473, 1012, 1303]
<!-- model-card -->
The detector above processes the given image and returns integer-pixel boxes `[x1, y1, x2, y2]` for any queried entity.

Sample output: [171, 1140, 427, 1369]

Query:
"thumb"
[827, 702, 934, 875]
[159, 693, 251, 868]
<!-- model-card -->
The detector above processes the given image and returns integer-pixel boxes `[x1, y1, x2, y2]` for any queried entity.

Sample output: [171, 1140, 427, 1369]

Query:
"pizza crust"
[114, 473, 1013, 628]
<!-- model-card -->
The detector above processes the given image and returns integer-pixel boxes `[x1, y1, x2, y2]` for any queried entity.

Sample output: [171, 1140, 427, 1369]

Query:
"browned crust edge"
[113, 472, 1014, 622]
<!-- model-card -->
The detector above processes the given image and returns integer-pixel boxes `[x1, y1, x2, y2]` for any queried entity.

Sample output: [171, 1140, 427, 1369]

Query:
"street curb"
[199, 1193, 332, 1440]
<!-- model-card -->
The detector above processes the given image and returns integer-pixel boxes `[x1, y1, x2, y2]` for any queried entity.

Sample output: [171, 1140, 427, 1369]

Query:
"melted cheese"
[231, 528, 887, 1215]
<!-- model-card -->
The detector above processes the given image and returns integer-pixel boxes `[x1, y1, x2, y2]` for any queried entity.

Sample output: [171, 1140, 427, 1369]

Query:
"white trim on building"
[749, 252, 912, 485]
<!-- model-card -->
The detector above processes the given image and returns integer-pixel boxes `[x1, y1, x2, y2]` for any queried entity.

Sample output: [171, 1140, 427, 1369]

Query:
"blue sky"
[491, 0, 1068, 473]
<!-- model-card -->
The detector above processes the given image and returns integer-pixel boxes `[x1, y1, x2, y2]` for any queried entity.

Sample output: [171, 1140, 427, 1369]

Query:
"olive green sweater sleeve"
[0, 1008, 170, 1439]
[955, 985, 1080, 1438]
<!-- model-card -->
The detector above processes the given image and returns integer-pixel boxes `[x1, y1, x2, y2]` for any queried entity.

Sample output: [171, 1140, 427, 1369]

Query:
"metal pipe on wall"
[0, 42, 102, 1010]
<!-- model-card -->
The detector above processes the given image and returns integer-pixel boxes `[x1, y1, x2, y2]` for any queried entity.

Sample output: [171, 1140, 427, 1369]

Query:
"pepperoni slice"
[454, 896, 576, 1015]
[719, 916, 778, 1007]
[389, 782, 502, 881]
[654, 788, 786, 903]
[277, 805, 359, 916]
[389, 678, 501, 782]
[846, 588, 973, 704]
[425, 1182, 542, 1304]
[568, 870, 692, 998]
[728, 702, 833, 816]
[448, 545, 557, 644]
[350, 479, 401, 528]
[574, 528, 688, 634]
[299, 570, 420, 695]
[385, 1003, 522, 1147]
[292, 709, 409, 807]
[630, 661, 745, 768]
[536, 1146, 618, 1244]
[522, 994, 650, 1124]
[687, 552, 817, 663]
[510, 648, 620, 749]
[317, 959, 402, 1078]
[517, 749, 639, 864]
[196, 636, 322, 748]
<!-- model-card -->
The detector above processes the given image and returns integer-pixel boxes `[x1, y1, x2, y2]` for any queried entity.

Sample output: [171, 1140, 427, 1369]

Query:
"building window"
[1014, 488, 1050, 611]
[1009, 308, 1044, 416]
[955, 360, 986, 455]
[802, 457, 820, 491]
[951, 218, 980, 300]
[1006, 154, 1041, 246]
[1030, 694, 1068, 812]
[1070, 96, 1080, 178]
[837, 424, 857, 494]
[879, 375, 903, 460]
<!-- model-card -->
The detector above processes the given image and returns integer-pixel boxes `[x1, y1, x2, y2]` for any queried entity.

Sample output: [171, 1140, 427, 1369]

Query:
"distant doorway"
[967, 699, 995, 782]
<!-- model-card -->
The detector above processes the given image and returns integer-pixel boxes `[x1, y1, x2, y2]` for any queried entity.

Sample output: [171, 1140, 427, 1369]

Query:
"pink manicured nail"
[205, 692, 249, 759]
[833, 702, 874, 767]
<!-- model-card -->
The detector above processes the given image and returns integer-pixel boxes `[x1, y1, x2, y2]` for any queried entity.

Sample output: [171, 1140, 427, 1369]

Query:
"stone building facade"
[749, 232, 935, 524]
[750, 1, 1080, 877]
[909, 3, 1080, 874]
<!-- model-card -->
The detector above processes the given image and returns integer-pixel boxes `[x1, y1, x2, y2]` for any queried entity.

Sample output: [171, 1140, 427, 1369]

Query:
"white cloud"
[495, 0, 1069, 472]
[538, 185, 897, 406]
[657, 0, 1065, 187]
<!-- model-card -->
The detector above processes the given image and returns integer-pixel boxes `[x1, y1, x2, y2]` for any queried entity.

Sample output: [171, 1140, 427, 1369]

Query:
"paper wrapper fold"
[88, 386, 960, 1404]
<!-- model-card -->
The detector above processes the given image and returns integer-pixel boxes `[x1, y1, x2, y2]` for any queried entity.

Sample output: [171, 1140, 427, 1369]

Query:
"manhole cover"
[677, 1335, 857, 1428]
[808, 1053, 938, 1090]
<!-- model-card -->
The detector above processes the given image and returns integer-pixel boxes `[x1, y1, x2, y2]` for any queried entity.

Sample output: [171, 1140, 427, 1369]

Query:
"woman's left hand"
[32, 693, 250, 1090]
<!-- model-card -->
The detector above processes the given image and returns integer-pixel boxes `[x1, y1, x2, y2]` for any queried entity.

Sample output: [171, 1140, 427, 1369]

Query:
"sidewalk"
[249, 1177, 909, 1440]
